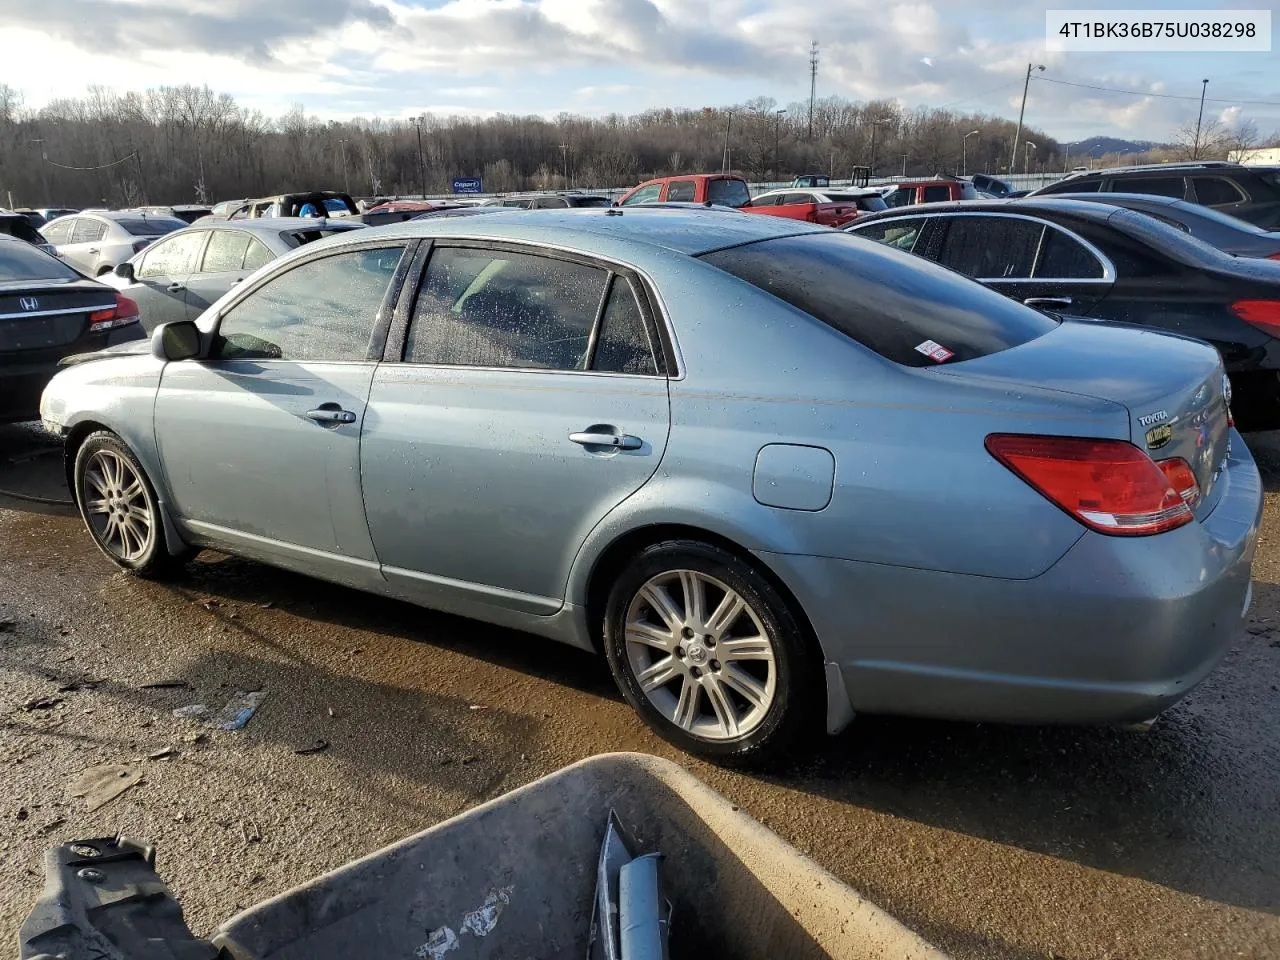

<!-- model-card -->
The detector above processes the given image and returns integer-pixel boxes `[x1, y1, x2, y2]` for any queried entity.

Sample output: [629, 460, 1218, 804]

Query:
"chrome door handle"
[88, 248, 100, 254]
[1023, 296, 1073, 308]
[570, 430, 642, 450]
[305, 407, 357, 425]
[167, 282, 186, 293]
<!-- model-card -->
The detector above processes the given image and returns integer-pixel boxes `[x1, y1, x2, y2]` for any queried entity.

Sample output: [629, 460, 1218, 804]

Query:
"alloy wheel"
[624, 569, 778, 741]
[82, 449, 155, 563]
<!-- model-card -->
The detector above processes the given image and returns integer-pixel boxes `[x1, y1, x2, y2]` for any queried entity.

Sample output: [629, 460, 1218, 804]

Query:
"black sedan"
[847, 197, 1280, 427]
[0, 236, 144, 424]
[1050, 192, 1280, 259]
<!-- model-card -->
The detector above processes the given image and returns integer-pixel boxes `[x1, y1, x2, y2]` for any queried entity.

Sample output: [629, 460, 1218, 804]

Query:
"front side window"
[707, 178, 751, 208]
[666, 181, 696, 202]
[700, 232, 1056, 367]
[200, 231, 253, 274]
[1034, 228, 1106, 279]
[849, 218, 927, 252]
[1191, 176, 1247, 206]
[936, 216, 1044, 279]
[922, 185, 951, 203]
[881, 187, 913, 208]
[406, 246, 608, 370]
[138, 231, 207, 279]
[70, 219, 107, 244]
[214, 245, 405, 362]
[621, 184, 662, 206]
[41, 219, 75, 244]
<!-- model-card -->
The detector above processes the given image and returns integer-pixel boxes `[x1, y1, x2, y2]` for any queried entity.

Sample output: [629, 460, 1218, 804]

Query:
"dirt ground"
[2, 419, 1278, 960]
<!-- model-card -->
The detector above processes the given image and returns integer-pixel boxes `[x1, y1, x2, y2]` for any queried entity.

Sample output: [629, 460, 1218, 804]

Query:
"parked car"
[209, 199, 248, 218]
[40, 212, 185, 276]
[107, 217, 367, 332]
[1029, 161, 1280, 229]
[0, 236, 142, 423]
[970, 174, 1013, 198]
[746, 187, 887, 226]
[222, 192, 360, 221]
[40, 210, 1260, 763]
[616, 174, 753, 208]
[12, 209, 46, 227]
[1, 212, 58, 256]
[880, 177, 979, 208]
[484, 192, 614, 209]
[33, 207, 78, 223]
[1050, 192, 1280, 259]
[791, 174, 830, 188]
[132, 205, 213, 224]
[411, 206, 512, 220]
[847, 197, 1280, 427]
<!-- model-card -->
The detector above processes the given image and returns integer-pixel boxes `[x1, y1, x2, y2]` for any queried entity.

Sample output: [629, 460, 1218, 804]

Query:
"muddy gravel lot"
[2, 420, 1278, 959]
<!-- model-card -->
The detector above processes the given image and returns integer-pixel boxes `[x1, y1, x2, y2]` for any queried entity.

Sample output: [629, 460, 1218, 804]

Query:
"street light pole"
[338, 138, 350, 195]
[1025, 140, 1037, 174]
[962, 129, 980, 176]
[412, 116, 426, 198]
[560, 143, 569, 188]
[722, 111, 733, 172]
[901, 153, 908, 177]
[868, 118, 888, 177]
[1011, 62, 1045, 174]
[774, 109, 785, 181]
[1192, 78, 1209, 159]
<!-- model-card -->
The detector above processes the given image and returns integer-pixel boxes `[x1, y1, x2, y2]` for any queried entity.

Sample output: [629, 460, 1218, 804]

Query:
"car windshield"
[699, 232, 1057, 367]
[707, 179, 751, 208]
[574, 197, 612, 207]
[118, 217, 185, 236]
[0, 239, 80, 281]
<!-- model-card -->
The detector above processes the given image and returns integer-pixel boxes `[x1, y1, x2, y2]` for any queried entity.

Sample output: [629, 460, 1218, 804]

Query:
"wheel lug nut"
[691, 667, 702, 678]
[681, 627, 694, 639]
[704, 636, 715, 647]
[710, 660, 720, 671]
[675, 647, 684, 658]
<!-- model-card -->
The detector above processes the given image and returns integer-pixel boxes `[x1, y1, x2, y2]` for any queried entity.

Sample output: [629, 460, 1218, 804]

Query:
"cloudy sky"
[1, 0, 1277, 143]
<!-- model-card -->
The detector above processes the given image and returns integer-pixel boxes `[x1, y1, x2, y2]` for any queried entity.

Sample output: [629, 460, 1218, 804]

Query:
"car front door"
[361, 242, 671, 616]
[153, 241, 411, 587]
[127, 230, 209, 333]
[183, 230, 273, 319]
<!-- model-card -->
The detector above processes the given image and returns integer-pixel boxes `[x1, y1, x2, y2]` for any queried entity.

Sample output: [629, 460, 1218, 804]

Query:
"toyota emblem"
[19, 296, 39, 312]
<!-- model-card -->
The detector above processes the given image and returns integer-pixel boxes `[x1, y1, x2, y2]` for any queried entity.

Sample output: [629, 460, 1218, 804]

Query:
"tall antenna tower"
[808, 41, 819, 139]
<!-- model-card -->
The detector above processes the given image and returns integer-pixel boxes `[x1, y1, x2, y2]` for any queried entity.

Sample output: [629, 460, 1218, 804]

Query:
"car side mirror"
[113, 261, 135, 282]
[151, 320, 202, 362]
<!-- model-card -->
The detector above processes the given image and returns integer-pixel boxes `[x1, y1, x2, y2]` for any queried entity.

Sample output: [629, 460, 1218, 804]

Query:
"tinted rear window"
[571, 197, 612, 207]
[0, 240, 80, 281]
[699, 233, 1056, 367]
[1114, 176, 1185, 199]
[118, 217, 185, 236]
[707, 179, 751, 208]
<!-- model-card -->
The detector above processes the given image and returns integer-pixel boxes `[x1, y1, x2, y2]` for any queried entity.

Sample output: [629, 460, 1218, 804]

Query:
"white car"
[40, 211, 185, 276]
[751, 187, 888, 212]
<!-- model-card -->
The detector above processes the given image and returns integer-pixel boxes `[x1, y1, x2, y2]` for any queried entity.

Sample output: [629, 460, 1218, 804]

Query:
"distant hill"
[1066, 136, 1171, 158]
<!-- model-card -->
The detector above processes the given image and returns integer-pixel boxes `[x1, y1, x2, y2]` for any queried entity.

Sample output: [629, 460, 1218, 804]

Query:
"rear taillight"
[1158, 457, 1201, 507]
[1231, 299, 1280, 338]
[132, 239, 153, 253]
[88, 293, 140, 331]
[985, 434, 1193, 536]
[1268, 252, 1280, 261]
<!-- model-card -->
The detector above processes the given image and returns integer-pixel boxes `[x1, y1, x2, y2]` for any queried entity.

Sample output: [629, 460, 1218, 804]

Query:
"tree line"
[0, 82, 1076, 207]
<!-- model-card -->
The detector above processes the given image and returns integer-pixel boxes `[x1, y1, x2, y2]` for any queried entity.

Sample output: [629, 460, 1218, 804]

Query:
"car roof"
[855, 197, 1122, 223]
[1050, 191, 1182, 207]
[757, 187, 878, 197]
[331, 207, 827, 257]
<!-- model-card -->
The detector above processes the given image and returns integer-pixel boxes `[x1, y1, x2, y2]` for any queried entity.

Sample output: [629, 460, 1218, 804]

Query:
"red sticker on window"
[914, 339, 954, 363]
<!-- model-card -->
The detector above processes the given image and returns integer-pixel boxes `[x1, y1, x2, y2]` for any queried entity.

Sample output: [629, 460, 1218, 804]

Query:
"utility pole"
[868, 118, 888, 177]
[338, 138, 351, 195]
[1192, 78, 1209, 159]
[962, 129, 979, 176]
[560, 143, 569, 188]
[901, 154, 908, 177]
[808, 41, 819, 140]
[774, 109, 785, 181]
[412, 115, 427, 198]
[722, 111, 733, 172]
[1011, 62, 1045, 174]
[133, 150, 147, 205]
[30, 139, 50, 205]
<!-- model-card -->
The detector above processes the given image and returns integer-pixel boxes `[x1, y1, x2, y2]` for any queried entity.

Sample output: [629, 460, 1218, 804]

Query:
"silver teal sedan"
[39, 209, 1262, 764]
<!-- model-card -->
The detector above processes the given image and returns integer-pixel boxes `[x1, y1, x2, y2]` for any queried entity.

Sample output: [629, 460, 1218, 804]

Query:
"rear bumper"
[762, 429, 1262, 726]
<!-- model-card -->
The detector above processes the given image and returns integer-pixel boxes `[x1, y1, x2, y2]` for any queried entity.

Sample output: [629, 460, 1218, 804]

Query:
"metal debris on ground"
[69, 765, 143, 812]
[293, 740, 329, 755]
[147, 747, 179, 760]
[140, 680, 191, 690]
[589, 812, 671, 960]
[172, 704, 209, 720]
[213, 690, 267, 730]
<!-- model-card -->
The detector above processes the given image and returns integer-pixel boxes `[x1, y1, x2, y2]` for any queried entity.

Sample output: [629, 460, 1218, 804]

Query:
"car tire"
[603, 540, 821, 765]
[73, 431, 187, 578]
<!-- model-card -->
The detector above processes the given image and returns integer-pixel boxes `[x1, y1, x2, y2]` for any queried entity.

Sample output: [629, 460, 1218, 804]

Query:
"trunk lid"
[0, 279, 116, 353]
[934, 319, 1231, 519]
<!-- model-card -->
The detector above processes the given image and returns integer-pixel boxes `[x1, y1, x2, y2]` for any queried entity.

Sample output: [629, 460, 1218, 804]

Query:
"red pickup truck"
[614, 174, 884, 226]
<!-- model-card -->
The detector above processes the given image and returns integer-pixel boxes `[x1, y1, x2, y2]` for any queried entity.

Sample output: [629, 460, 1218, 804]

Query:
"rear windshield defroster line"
[698, 232, 1058, 367]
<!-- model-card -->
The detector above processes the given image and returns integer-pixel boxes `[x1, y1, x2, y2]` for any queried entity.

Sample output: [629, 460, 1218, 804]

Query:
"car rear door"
[126, 230, 208, 333]
[61, 218, 108, 274]
[360, 242, 671, 615]
[153, 241, 412, 587]
[183, 229, 268, 319]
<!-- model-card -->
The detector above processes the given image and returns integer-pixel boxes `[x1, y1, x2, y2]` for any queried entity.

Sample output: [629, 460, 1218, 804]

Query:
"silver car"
[39, 210, 1262, 763]
[106, 218, 367, 332]
[40, 211, 185, 276]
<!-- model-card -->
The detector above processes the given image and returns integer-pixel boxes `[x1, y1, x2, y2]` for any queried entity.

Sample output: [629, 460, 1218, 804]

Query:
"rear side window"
[592, 277, 658, 375]
[1035, 229, 1105, 279]
[699, 233, 1056, 367]
[243, 238, 273, 270]
[1114, 176, 1185, 199]
[406, 246, 608, 370]
[849, 218, 925, 251]
[708, 178, 751, 208]
[922, 185, 951, 203]
[1191, 176, 1246, 206]
[936, 216, 1043, 279]
[666, 181, 696, 202]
